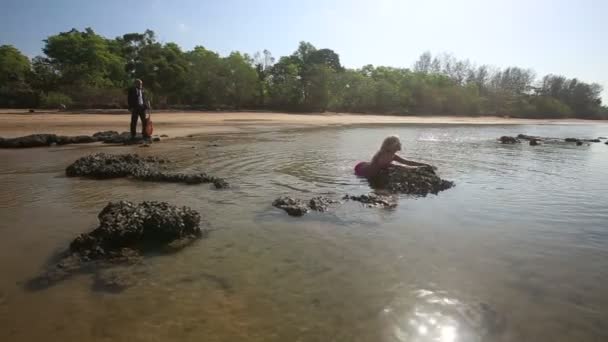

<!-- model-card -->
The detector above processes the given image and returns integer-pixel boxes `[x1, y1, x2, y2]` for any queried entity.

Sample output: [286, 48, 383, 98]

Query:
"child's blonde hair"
[380, 135, 401, 152]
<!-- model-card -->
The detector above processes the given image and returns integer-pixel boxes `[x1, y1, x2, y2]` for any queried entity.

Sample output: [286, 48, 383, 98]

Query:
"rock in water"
[70, 201, 203, 260]
[273, 196, 339, 216]
[343, 194, 397, 208]
[0, 134, 58, 148]
[499, 136, 519, 144]
[576, 141, 584, 146]
[66, 153, 166, 179]
[65, 153, 228, 188]
[308, 197, 339, 212]
[517, 134, 541, 140]
[369, 165, 454, 196]
[529, 138, 540, 146]
[272, 196, 309, 217]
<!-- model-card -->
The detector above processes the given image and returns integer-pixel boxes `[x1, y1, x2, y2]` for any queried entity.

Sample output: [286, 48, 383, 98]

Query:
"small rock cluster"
[272, 196, 339, 217]
[66, 153, 228, 188]
[499, 134, 605, 146]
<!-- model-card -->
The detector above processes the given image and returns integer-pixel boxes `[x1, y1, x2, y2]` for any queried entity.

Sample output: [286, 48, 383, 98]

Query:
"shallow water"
[1, 123, 608, 341]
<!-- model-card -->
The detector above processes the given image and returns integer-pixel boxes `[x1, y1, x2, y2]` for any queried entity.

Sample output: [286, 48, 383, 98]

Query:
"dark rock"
[65, 153, 228, 187]
[272, 197, 309, 217]
[131, 168, 229, 189]
[160, 134, 169, 138]
[66, 153, 166, 179]
[517, 134, 541, 140]
[343, 193, 397, 208]
[0, 134, 57, 148]
[584, 139, 601, 143]
[153, 137, 161, 142]
[565, 138, 580, 143]
[499, 136, 519, 144]
[70, 201, 203, 260]
[576, 141, 584, 146]
[29, 109, 35, 113]
[56, 135, 97, 145]
[599, 137, 607, 139]
[368, 165, 454, 196]
[93, 130, 119, 140]
[308, 197, 339, 212]
[529, 138, 541, 146]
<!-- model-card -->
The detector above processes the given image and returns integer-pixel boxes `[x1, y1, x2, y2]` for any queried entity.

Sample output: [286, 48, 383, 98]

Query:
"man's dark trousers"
[130, 106, 148, 139]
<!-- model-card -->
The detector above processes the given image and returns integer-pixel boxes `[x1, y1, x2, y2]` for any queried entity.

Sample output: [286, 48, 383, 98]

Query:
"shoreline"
[0, 110, 603, 139]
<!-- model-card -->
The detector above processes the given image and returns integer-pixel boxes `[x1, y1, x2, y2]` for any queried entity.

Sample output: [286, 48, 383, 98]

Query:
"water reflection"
[382, 286, 509, 342]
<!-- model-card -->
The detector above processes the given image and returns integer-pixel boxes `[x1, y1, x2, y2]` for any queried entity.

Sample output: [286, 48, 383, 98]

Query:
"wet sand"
[0, 110, 598, 138]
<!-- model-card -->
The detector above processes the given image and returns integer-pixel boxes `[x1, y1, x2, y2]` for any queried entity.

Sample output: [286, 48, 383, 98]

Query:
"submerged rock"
[369, 165, 454, 196]
[499, 136, 519, 144]
[343, 193, 397, 208]
[529, 138, 541, 146]
[576, 141, 584, 146]
[70, 201, 203, 261]
[66, 153, 228, 188]
[585, 139, 601, 143]
[599, 137, 607, 140]
[272, 196, 309, 217]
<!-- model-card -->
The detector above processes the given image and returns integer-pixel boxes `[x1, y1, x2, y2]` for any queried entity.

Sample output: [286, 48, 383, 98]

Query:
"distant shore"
[0, 110, 602, 139]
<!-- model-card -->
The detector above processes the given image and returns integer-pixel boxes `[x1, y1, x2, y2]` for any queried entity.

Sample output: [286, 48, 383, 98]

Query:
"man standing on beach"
[127, 79, 149, 141]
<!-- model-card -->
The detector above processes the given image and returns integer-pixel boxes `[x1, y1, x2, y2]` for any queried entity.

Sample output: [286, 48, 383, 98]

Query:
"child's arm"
[393, 155, 435, 169]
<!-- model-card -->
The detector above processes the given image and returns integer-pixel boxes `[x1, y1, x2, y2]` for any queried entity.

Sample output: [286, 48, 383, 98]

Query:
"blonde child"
[354, 135, 433, 177]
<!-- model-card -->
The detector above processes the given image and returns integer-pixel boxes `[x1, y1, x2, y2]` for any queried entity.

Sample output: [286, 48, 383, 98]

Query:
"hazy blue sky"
[1, 0, 606, 101]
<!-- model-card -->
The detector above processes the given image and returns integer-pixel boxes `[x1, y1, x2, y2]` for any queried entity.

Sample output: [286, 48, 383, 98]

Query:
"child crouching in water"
[354, 135, 434, 178]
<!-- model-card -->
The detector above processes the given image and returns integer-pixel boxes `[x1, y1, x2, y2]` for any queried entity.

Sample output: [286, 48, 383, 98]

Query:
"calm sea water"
[1, 123, 607, 341]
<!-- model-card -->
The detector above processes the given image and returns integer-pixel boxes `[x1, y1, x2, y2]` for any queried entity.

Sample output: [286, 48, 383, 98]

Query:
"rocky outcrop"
[66, 153, 228, 188]
[368, 165, 454, 196]
[499, 136, 519, 144]
[70, 201, 203, 260]
[26, 201, 204, 292]
[272, 196, 339, 217]
[343, 194, 397, 208]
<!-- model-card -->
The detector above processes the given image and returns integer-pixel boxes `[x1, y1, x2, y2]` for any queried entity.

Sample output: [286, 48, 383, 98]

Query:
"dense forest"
[1, 28, 606, 119]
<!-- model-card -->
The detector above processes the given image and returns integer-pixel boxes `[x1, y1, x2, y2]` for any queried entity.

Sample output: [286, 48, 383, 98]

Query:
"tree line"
[1, 28, 606, 119]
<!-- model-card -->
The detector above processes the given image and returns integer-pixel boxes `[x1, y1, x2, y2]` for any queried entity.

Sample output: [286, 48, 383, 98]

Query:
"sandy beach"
[0, 110, 600, 138]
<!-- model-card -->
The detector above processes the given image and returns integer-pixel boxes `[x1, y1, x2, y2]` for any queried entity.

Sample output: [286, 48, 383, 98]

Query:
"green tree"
[0, 45, 36, 107]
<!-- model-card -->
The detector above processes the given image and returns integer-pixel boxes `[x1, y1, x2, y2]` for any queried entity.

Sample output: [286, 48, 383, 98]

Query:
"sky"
[1, 0, 607, 101]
